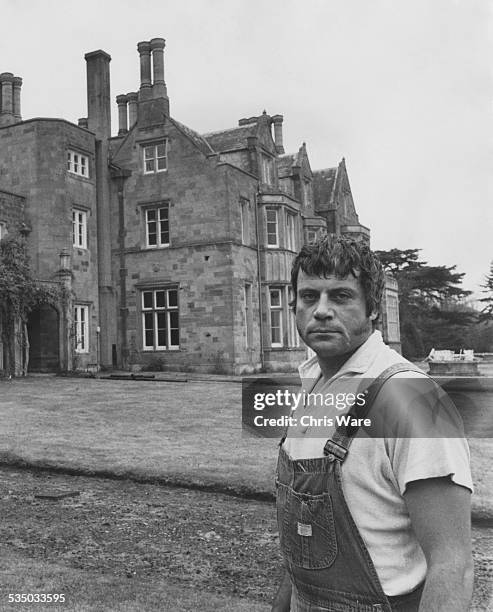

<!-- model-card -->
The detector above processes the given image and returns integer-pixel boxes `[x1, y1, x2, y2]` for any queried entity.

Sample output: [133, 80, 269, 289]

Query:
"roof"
[312, 167, 338, 208]
[276, 154, 296, 178]
[170, 118, 215, 156]
[202, 123, 257, 152]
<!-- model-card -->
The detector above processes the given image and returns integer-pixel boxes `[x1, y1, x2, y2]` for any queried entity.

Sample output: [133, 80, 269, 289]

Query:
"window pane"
[144, 312, 154, 347]
[270, 290, 281, 307]
[156, 312, 167, 346]
[155, 291, 166, 308]
[168, 290, 178, 307]
[156, 143, 166, 157]
[271, 311, 281, 344]
[145, 160, 155, 172]
[146, 209, 156, 221]
[157, 158, 167, 170]
[143, 292, 153, 309]
[144, 146, 154, 159]
[158, 207, 168, 220]
[267, 210, 277, 222]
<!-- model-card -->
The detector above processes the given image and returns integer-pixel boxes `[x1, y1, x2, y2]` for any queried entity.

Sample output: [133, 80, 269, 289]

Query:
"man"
[271, 236, 473, 612]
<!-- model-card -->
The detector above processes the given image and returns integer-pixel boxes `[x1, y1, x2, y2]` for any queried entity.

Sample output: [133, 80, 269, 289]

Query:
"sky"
[2, 0, 492, 296]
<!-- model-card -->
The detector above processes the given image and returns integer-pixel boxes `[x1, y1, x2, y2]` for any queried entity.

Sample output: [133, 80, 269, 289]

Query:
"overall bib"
[276, 364, 425, 612]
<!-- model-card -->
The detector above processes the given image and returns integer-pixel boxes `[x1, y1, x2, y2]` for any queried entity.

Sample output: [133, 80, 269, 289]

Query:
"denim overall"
[276, 364, 425, 612]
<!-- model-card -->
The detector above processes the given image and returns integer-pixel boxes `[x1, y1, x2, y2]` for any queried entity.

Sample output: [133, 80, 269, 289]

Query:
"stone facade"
[0, 38, 400, 375]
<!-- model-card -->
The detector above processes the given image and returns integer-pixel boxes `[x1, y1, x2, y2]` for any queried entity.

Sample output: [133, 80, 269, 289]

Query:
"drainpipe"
[254, 189, 265, 371]
[110, 165, 131, 368]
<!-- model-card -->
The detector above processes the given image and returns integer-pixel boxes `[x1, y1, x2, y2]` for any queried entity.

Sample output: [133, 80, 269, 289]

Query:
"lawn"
[0, 376, 492, 516]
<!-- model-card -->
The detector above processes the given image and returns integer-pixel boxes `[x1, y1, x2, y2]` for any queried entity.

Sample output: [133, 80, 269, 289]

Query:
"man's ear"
[369, 310, 378, 321]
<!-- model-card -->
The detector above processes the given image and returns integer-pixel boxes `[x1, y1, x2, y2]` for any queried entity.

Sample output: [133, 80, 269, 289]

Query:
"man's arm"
[271, 569, 292, 612]
[404, 476, 473, 612]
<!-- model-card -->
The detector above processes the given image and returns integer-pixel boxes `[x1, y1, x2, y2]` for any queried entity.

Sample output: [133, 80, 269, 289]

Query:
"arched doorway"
[27, 304, 60, 372]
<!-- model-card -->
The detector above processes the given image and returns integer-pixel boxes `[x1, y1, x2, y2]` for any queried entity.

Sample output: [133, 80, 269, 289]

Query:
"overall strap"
[323, 363, 425, 461]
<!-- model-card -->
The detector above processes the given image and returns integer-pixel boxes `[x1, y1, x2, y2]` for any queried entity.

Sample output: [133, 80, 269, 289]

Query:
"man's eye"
[300, 292, 317, 302]
[334, 293, 351, 302]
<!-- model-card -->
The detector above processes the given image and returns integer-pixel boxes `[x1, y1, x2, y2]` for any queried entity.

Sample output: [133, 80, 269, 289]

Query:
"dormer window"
[68, 150, 89, 177]
[262, 154, 274, 184]
[143, 141, 167, 174]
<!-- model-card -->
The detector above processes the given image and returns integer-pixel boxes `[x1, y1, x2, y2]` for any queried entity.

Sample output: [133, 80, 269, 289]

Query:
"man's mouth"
[309, 329, 341, 334]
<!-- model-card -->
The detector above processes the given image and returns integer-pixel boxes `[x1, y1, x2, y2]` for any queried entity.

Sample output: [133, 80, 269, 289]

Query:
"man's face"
[295, 270, 376, 364]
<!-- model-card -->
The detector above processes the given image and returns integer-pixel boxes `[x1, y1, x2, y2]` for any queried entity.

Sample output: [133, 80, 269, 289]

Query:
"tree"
[0, 234, 62, 376]
[375, 248, 474, 358]
[478, 261, 493, 324]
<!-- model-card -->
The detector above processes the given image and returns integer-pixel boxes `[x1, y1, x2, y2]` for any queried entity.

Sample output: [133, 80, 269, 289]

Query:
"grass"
[0, 376, 492, 516]
[0, 546, 270, 612]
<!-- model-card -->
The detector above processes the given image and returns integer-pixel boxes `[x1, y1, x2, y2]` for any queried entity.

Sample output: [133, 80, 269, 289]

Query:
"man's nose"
[314, 296, 335, 319]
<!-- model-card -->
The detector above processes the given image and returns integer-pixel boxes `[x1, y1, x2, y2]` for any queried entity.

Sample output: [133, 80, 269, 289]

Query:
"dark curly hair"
[290, 235, 385, 323]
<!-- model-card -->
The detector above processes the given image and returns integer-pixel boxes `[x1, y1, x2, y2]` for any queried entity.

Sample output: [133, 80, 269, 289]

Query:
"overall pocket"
[276, 481, 337, 569]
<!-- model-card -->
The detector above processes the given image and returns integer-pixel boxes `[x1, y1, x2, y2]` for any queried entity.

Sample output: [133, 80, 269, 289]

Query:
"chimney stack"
[127, 92, 138, 127]
[150, 38, 167, 99]
[0, 73, 14, 126]
[137, 41, 152, 101]
[12, 76, 22, 121]
[271, 114, 284, 154]
[85, 50, 112, 139]
[116, 94, 128, 134]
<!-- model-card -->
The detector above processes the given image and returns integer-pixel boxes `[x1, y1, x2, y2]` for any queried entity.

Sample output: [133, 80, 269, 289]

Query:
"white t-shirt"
[283, 330, 473, 596]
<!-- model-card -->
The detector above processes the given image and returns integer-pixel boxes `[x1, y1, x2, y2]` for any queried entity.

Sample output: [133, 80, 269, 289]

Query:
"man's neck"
[316, 333, 373, 380]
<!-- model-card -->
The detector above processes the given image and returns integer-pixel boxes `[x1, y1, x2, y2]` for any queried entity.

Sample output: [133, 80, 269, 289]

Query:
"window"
[145, 205, 169, 248]
[67, 150, 89, 177]
[143, 141, 167, 174]
[74, 305, 89, 353]
[262, 154, 273, 184]
[269, 286, 299, 348]
[244, 283, 253, 349]
[269, 288, 283, 347]
[387, 294, 400, 342]
[240, 198, 249, 244]
[307, 230, 317, 244]
[142, 288, 179, 350]
[286, 212, 296, 251]
[287, 287, 299, 347]
[266, 209, 278, 247]
[72, 209, 87, 248]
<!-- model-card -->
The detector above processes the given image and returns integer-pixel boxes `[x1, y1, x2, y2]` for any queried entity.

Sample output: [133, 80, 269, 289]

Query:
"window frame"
[269, 287, 283, 348]
[286, 211, 296, 251]
[144, 204, 170, 249]
[72, 208, 88, 249]
[266, 208, 279, 248]
[143, 140, 168, 175]
[74, 304, 89, 354]
[141, 287, 179, 351]
[67, 150, 90, 178]
[240, 198, 250, 245]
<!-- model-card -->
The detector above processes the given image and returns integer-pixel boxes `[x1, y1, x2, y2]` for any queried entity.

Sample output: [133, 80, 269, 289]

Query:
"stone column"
[12, 76, 22, 121]
[127, 92, 138, 127]
[137, 41, 152, 100]
[116, 94, 128, 134]
[271, 114, 284, 154]
[0, 73, 14, 126]
[150, 37, 167, 98]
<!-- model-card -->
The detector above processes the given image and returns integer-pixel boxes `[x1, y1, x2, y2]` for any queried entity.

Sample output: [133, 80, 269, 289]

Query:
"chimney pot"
[150, 37, 167, 99]
[78, 117, 88, 128]
[271, 114, 284, 154]
[116, 94, 129, 135]
[0, 72, 14, 126]
[84, 50, 112, 138]
[127, 92, 138, 127]
[137, 41, 152, 100]
[12, 76, 22, 121]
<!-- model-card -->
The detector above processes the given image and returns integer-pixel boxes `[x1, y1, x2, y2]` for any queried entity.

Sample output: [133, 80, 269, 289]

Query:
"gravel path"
[0, 466, 491, 610]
